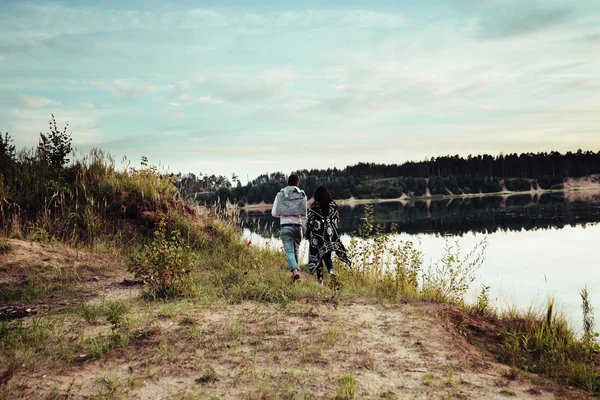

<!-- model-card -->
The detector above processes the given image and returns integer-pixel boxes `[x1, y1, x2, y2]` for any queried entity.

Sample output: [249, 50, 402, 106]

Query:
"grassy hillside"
[0, 136, 598, 397]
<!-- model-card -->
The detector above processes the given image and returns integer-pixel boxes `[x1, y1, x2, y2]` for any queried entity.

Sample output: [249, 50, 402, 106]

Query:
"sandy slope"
[11, 300, 575, 399]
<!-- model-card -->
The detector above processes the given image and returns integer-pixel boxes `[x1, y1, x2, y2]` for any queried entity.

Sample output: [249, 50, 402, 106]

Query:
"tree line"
[183, 150, 600, 205]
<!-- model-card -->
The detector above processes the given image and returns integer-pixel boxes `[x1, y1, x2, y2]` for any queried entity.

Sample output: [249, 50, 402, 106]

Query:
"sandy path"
[14, 300, 581, 399]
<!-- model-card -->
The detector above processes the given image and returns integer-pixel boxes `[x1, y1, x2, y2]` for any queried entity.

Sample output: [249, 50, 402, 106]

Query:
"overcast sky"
[1, 0, 599, 182]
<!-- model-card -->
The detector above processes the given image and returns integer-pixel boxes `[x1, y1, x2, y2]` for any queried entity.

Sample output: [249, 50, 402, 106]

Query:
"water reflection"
[241, 191, 600, 332]
[242, 192, 600, 237]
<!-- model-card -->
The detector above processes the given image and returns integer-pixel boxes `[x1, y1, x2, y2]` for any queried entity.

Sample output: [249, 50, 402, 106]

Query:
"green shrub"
[37, 114, 72, 172]
[129, 219, 194, 297]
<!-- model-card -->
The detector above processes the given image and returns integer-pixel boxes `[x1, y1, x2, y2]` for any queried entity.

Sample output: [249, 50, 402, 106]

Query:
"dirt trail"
[11, 301, 580, 399]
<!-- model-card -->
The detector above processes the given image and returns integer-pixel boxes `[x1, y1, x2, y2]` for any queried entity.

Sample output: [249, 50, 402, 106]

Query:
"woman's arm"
[305, 208, 315, 239]
[331, 201, 340, 225]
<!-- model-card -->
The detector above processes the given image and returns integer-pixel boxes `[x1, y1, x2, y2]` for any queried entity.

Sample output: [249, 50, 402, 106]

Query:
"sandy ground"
[1, 240, 594, 399]
[7, 300, 581, 399]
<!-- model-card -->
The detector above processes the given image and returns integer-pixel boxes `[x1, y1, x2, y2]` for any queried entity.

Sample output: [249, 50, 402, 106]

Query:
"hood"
[281, 186, 306, 199]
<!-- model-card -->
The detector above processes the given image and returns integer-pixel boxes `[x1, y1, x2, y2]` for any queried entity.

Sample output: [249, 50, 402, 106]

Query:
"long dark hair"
[313, 186, 332, 215]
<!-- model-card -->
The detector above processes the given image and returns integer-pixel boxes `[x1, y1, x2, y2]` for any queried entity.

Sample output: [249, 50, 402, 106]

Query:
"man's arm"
[271, 193, 280, 218]
[301, 196, 308, 228]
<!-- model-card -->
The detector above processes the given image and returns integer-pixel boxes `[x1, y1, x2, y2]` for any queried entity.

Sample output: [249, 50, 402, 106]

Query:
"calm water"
[241, 192, 600, 331]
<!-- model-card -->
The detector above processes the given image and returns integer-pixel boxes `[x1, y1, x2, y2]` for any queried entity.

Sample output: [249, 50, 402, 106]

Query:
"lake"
[241, 191, 600, 332]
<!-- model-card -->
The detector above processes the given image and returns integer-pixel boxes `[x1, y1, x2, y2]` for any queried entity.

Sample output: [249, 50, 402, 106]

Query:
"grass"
[497, 300, 600, 394]
[0, 238, 9, 253]
[336, 374, 357, 399]
[78, 299, 131, 325]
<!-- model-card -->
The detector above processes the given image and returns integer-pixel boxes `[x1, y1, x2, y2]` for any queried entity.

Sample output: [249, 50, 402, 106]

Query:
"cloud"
[6, 105, 122, 149]
[456, 1, 575, 39]
[539, 61, 588, 75]
[586, 33, 600, 43]
[484, 8, 571, 39]
[0, 5, 406, 56]
[219, 68, 297, 102]
[92, 79, 155, 98]
[159, 111, 185, 120]
[272, 10, 405, 29]
[167, 80, 190, 98]
[176, 95, 235, 107]
[15, 95, 61, 108]
[199, 96, 227, 105]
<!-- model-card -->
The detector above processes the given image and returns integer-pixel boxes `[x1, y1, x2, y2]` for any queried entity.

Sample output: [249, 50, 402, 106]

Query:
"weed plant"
[346, 205, 486, 304]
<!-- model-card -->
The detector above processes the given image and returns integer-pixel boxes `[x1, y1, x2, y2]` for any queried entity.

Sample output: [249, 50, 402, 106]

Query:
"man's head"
[288, 174, 299, 187]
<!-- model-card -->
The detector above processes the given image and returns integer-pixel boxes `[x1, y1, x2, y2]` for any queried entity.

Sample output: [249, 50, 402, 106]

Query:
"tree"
[246, 185, 263, 204]
[37, 115, 72, 170]
[0, 132, 16, 176]
[0, 132, 16, 161]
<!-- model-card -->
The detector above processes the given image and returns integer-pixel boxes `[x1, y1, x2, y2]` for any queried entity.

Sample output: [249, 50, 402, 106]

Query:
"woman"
[306, 186, 352, 284]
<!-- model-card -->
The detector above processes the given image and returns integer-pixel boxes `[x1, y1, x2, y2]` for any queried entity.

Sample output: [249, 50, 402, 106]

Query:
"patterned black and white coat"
[306, 200, 352, 274]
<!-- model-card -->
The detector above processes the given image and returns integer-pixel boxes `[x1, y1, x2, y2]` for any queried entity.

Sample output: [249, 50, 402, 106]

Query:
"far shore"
[240, 185, 600, 212]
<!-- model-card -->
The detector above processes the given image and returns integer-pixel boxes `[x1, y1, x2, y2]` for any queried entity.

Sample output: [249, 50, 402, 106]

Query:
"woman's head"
[313, 186, 332, 213]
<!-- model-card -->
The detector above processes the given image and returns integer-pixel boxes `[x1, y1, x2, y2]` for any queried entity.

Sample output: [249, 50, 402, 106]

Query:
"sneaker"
[318, 278, 324, 287]
[328, 269, 335, 275]
[292, 274, 301, 283]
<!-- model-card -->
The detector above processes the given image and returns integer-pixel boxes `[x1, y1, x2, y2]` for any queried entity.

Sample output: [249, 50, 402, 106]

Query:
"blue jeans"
[280, 225, 302, 272]
[316, 252, 334, 280]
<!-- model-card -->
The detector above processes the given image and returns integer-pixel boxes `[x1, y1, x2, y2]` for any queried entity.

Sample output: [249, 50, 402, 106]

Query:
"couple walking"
[271, 174, 352, 283]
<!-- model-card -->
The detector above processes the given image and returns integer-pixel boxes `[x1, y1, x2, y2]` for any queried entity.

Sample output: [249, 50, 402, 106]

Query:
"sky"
[1, 0, 599, 182]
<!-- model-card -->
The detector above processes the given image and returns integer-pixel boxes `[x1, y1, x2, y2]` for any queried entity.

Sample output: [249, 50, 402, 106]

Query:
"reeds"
[499, 298, 599, 393]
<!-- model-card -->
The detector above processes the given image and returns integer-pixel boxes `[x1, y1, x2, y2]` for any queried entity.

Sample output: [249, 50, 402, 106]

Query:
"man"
[271, 174, 307, 282]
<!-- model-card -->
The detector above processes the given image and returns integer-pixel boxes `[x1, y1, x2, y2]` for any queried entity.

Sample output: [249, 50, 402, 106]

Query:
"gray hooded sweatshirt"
[272, 186, 307, 224]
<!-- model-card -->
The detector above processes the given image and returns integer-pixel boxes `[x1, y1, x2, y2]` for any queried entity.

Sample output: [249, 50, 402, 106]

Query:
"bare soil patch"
[5, 299, 591, 399]
[0, 239, 134, 311]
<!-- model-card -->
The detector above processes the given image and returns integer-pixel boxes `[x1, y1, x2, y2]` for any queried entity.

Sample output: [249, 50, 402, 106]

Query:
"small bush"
[129, 219, 194, 298]
[475, 284, 492, 317]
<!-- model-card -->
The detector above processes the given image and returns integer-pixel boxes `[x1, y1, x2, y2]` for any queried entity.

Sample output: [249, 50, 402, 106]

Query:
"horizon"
[1, 0, 599, 183]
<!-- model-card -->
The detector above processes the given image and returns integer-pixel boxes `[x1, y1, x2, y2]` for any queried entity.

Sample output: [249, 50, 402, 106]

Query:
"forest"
[178, 150, 600, 205]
